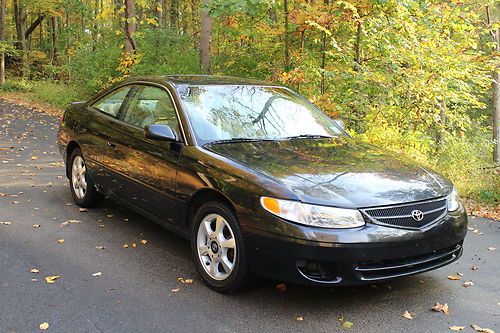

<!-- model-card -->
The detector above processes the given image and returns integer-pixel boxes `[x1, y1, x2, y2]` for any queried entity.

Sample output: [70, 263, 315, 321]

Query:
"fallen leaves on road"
[296, 316, 304, 321]
[487, 247, 496, 251]
[471, 266, 478, 270]
[449, 326, 465, 331]
[342, 321, 354, 329]
[0, 221, 12, 225]
[92, 272, 102, 277]
[463, 199, 500, 220]
[32, 224, 40, 228]
[30, 268, 40, 273]
[402, 310, 413, 320]
[276, 283, 287, 292]
[39, 322, 49, 330]
[171, 288, 180, 293]
[177, 277, 193, 284]
[140, 239, 148, 245]
[45, 275, 60, 284]
[131, 243, 138, 248]
[471, 324, 495, 333]
[95, 246, 105, 250]
[448, 275, 461, 280]
[57, 239, 64, 244]
[462, 281, 474, 288]
[123, 244, 129, 248]
[60, 219, 80, 226]
[432, 302, 450, 315]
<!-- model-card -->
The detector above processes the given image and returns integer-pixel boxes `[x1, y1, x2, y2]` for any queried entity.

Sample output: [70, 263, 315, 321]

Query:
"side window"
[121, 85, 179, 132]
[91, 86, 131, 117]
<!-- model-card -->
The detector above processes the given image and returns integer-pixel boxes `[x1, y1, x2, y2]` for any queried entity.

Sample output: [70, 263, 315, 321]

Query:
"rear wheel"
[69, 148, 103, 207]
[191, 201, 248, 293]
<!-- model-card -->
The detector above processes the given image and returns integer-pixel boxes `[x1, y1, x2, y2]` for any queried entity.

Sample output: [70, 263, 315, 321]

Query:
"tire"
[191, 201, 248, 293]
[68, 148, 103, 208]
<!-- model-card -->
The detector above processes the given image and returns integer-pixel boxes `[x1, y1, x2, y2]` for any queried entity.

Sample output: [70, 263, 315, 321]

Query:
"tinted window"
[177, 85, 344, 145]
[121, 85, 179, 131]
[92, 86, 130, 117]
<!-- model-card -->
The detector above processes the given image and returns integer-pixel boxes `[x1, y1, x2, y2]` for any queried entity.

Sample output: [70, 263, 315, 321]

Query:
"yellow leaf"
[296, 316, 304, 321]
[39, 322, 49, 330]
[57, 239, 64, 244]
[447, 275, 460, 280]
[140, 239, 148, 245]
[471, 324, 495, 333]
[30, 268, 40, 273]
[449, 326, 465, 331]
[432, 302, 450, 315]
[402, 310, 413, 320]
[343, 321, 354, 329]
[45, 275, 60, 284]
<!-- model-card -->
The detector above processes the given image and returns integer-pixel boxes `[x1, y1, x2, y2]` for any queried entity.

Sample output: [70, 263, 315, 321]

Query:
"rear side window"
[121, 85, 179, 131]
[91, 86, 131, 117]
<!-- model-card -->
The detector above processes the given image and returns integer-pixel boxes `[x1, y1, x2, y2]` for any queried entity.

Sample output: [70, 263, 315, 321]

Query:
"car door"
[82, 85, 134, 194]
[111, 84, 182, 223]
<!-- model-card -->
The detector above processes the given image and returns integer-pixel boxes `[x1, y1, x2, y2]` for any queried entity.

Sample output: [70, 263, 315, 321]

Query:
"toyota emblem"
[411, 210, 424, 222]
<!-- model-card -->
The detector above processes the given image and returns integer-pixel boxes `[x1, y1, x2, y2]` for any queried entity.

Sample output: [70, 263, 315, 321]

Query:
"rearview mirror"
[144, 124, 177, 142]
[334, 119, 345, 130]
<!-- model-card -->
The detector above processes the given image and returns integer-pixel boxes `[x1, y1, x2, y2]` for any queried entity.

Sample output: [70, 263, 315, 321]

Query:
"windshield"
[176, 85, 344, 145]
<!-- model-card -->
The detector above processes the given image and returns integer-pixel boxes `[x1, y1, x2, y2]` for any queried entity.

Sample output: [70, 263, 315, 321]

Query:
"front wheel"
[191, 201, 248, 293]
[68, 148, 103, 207]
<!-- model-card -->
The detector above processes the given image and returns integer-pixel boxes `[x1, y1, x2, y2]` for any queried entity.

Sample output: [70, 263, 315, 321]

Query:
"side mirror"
[144, 124, 177, 142]
[334, 119, 345, 130]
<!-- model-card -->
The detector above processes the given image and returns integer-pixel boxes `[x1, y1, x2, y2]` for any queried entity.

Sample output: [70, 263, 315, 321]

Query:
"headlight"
[260, 197, 365, 228]
[447, 187, 461, 211]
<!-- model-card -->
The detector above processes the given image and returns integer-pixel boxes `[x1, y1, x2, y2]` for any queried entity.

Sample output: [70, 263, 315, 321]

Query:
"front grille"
[361, 198, 447, 230]
[356, 244, 462, 281]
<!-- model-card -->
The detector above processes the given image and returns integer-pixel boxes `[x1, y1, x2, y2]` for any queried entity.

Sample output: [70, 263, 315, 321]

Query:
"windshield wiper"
[283, 134, 335, 140]
[206, 138, 273, 145]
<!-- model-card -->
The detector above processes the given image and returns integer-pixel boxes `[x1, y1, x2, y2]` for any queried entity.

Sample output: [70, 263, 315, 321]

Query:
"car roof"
[123, 75, 277, 87]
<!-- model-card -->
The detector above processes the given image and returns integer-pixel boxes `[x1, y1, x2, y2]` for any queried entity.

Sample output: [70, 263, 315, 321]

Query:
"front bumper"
[241, 206, 467, 286]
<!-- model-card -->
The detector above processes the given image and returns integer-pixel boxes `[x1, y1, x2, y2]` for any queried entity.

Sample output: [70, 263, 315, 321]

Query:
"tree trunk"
[320, 31, 326, 94]
[493, 68, 499, 162]
[0, 0, 6, 84]
[66, 2, 71, 82]
[156, 0, 164, 28]
[124, 0, 136, 54]
[191, 0, 198, 50]
[353, 21, 361, 69]
[13, 0, 28, 78]
[51, 16, 58, 62]
[171, 0, 179, 30]
[25, 15, 45, 39]
[200, 0, 212, 73]
[487, 6, 499, 162]
[284, 0, 290, 70]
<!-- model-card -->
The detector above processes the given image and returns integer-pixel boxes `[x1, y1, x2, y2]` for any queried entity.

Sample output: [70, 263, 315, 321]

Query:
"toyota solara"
[58, 75, 467, 293]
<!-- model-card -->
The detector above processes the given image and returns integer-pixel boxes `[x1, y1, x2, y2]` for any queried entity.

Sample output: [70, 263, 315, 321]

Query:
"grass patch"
[0, 79, 90, 109]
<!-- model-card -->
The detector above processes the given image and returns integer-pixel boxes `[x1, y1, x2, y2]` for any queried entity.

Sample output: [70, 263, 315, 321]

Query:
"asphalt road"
[0, 99, 499, 333]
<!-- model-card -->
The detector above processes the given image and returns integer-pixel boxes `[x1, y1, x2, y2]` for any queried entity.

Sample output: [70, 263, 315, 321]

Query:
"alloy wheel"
[196, 213, 237, 281]
[71, 155, 87, 199]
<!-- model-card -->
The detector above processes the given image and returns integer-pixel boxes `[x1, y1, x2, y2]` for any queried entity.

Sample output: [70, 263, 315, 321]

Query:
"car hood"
[204, 137, 452, 208]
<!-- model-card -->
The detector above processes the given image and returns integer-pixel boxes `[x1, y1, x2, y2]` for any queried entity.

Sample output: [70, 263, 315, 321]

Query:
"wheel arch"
[186, 188, 237, 228]
[65, 140, 81, 178]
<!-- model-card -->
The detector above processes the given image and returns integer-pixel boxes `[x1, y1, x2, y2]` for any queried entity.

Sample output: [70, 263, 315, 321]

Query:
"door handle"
[107, 142, 117, 148]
